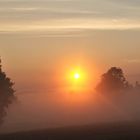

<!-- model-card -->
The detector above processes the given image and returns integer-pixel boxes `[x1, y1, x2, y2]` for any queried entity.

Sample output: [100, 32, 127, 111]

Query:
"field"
[0, 122, 140, 140]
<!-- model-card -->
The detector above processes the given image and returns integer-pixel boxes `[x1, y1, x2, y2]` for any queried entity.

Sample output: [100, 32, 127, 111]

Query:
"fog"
[0, 87, 140, 134]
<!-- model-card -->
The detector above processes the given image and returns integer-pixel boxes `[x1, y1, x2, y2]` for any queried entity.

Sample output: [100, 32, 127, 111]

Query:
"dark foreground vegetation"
[0, 58, 15, 125]
[1, 121, 140, 140]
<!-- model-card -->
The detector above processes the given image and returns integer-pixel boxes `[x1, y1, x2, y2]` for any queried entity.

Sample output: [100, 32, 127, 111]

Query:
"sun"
[66, 67, 87, 88]
[74, 73, 80, 79]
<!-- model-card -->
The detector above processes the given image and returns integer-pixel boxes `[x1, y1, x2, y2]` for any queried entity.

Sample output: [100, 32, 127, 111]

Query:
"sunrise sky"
[0, 0, 140, 89]
[1, 0, 140, 134]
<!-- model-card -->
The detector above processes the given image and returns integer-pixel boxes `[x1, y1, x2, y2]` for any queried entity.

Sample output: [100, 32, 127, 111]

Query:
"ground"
[1, 121, 140, 140]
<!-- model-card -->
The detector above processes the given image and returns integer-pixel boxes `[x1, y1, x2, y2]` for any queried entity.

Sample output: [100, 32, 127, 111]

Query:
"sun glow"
[67, 68, 87, 92]
[70, 69, 84, 82]
[74, 73, 80, 79]
[56, 59, 99, 93]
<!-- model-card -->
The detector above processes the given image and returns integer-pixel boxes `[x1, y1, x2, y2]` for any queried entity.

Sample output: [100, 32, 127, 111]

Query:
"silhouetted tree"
[96, 67, 132, 93]
[0, 58, 15, 125]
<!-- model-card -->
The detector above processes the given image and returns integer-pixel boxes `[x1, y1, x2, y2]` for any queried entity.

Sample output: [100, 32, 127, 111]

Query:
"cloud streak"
[0, 0, 140, 32]
[0, 19, 140, 33]
[125, 59, 140, 64]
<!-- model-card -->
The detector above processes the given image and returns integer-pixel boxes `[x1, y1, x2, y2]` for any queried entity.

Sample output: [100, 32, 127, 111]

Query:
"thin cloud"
[0, 6, 99, 15]
[0, 0, 140, 20]
[0, 19, 140, 33]
[125, 59, 140, 64]
[0, 7, 39, 12]
[0, 0, 140, 33]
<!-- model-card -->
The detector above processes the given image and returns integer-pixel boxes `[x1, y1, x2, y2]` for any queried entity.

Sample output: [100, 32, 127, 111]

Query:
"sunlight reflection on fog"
[1, 88, 140, 134]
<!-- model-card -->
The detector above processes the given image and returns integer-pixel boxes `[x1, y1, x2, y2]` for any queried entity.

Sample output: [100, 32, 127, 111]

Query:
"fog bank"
[0, 89, 140, 134]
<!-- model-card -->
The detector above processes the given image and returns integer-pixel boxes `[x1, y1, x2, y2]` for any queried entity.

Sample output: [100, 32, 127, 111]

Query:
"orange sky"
[0, 0, 140, 90]
[1, 0, 140, 134]
[0, 29, 140, 91]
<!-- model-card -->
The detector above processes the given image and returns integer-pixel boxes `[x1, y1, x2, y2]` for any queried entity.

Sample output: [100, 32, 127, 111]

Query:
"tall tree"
[0, 58, 15, 125]
[96, 67, 131, 93]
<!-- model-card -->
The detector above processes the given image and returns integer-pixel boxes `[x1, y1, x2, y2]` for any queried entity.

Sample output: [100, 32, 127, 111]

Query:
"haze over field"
[0, 0, 140, 134]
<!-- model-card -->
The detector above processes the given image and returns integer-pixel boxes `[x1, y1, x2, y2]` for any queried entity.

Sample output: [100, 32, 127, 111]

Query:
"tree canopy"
[96, 67, 132, 93]
[0, 58, 15, 125]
